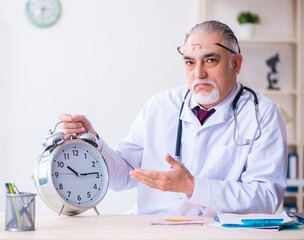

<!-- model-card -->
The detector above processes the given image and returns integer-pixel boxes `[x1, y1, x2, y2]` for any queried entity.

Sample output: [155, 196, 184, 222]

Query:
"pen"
[7, 183, 23, 229]
[13, 182, 34, 228]
[5, 183, 10, 194]
[5, 183, 17, 227]
[162, 219, 203, 222]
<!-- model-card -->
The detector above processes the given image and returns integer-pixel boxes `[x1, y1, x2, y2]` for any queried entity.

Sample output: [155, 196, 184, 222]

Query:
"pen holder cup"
[5, 192, 37, 231]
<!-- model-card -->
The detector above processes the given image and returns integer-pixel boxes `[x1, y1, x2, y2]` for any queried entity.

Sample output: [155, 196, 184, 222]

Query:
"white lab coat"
[99, 83, 287, 215]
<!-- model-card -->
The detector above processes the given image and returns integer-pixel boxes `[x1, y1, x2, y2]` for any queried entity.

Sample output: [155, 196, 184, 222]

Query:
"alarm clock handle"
[42, 121, 69, 148]
[49, 121, 67, 135]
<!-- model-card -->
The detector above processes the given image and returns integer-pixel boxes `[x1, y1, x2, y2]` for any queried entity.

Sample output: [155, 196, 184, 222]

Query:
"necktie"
[195, 106, 216, 125]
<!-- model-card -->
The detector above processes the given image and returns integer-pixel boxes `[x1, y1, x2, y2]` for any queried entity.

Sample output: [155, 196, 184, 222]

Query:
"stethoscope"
[174, 84, 262, 162]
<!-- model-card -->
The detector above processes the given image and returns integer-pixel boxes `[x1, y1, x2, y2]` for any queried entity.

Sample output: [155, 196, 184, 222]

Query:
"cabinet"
[199, 0, 304, 212]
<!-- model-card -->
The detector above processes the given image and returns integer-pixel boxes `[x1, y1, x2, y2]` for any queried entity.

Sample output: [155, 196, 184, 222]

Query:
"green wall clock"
[25, 0, 61, 27]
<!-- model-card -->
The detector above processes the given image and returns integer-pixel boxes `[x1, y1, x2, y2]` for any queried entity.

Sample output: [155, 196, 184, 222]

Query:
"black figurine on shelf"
[266, 53, 280, 90]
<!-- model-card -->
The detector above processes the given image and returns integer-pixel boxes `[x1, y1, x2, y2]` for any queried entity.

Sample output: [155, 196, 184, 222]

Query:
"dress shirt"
[98, 83, 287, 215]
[194, 107, 216, 125]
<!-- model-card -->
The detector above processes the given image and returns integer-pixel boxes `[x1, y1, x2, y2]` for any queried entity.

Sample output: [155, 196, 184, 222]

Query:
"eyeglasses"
[177, 42, 240, 56]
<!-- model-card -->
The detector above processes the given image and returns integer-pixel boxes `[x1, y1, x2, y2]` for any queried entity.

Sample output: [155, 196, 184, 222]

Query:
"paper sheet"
[150, 218, 204, 225]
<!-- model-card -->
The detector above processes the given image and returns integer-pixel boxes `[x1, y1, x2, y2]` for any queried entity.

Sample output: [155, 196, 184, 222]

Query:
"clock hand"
[55, 172, 74, 176]
[79, 172, 100, 176]
[67, 166, 79, 177]
[41, 7, 45, 22]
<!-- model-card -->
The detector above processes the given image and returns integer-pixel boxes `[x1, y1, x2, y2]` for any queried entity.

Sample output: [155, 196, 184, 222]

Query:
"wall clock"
[34, 123, 109, 216]
[25, 0, 61, 27]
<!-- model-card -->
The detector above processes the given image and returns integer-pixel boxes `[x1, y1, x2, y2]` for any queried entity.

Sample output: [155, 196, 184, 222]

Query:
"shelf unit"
[199, 0, 304, 212]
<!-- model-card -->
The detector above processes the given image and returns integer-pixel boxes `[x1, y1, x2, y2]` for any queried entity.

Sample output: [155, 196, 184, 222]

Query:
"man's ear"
[233, 53, 243, 75]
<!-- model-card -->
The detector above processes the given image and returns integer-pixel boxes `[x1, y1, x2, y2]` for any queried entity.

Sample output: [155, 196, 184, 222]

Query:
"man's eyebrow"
[183, 55, 195, 60]
[183, 52, 221, 60]
[203, 53, 221, 59]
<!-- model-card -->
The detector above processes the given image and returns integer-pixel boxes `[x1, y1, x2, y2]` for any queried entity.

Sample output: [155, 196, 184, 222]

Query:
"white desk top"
[1, 214, 303, 240]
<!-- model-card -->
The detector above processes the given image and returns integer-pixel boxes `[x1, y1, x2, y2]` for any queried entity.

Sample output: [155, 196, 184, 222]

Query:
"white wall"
[0, 0, 199, 214]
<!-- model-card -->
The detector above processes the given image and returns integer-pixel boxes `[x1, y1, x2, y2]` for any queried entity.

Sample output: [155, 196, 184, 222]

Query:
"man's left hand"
[129, 153, 195, 196]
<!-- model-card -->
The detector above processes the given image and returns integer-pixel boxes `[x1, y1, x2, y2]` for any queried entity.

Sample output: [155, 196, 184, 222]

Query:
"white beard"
[191, 79, 220, 105]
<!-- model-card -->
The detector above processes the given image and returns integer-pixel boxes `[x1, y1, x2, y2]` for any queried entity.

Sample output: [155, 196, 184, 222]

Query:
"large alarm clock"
[34, 124, 109, 216]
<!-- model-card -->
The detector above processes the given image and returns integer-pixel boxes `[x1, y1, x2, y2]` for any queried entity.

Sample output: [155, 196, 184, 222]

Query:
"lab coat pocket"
[203, 145, 241, 181]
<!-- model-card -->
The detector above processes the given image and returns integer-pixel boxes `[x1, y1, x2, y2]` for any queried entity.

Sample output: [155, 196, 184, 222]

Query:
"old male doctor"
[60, 20, 287, 215]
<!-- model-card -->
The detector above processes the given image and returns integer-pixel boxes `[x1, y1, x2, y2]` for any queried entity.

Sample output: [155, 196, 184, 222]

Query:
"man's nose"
[194, 63, 207, 79]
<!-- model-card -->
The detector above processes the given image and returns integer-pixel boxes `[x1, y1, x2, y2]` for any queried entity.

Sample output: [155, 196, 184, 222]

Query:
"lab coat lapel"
[203, 83, 241, 128]
[180, 102, 198, 124]
[202, 87, 240, 128]
[202, 104, 233, 128]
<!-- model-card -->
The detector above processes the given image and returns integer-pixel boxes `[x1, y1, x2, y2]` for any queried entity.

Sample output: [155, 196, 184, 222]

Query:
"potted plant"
[237, 11, 261, 39]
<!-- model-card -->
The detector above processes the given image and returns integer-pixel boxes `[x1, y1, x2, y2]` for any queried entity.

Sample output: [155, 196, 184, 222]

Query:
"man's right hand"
[59, 114, 98, 138]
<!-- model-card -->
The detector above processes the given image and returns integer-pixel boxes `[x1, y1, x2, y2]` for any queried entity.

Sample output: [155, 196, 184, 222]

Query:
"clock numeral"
[77, 195, 81, 201]
[96, 172, 100, 178]
[67, 191, 71, 197]
[57, 161, 64, 168]
[87, 192, 91, 198]
[91, 161, 96, 167]
[84, 153, 87, 159]
[93, 184, 97, 189]
[64, 153, 70, 160]
[59, 183, 63, 190]
[72, 150, 79, 156]
[54, 172, 59, 178]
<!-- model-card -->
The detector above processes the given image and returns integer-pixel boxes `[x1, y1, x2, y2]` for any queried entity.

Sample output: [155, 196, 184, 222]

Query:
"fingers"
[59, 114, 89, 123]
[130, 169, 169, 191]
[130, 153, 195, 195]
[59, 114, 96, 137]
[70, 115, 90, 124]
[70, 115, 97, 136]
[130, 169, 161, 180]
[62, 124, 86, 137]
[165, 153, 181, 169]
[59, 113, 72, 122]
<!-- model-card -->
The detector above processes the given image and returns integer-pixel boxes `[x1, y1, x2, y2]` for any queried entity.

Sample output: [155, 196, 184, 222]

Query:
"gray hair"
[184, 20, 240, 54]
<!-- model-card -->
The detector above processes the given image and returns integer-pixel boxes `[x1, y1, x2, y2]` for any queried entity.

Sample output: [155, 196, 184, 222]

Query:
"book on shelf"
[284, 196, 298, 212]
[286, 153, 298, 192]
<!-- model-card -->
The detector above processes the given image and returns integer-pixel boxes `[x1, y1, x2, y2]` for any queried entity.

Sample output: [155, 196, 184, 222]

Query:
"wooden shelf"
[284, 191, 299, 197]
[258, 89, 298, 96]
[239, 39, 298, 45]
[287, 179, 304, 186]
[288, 140, 298, 146]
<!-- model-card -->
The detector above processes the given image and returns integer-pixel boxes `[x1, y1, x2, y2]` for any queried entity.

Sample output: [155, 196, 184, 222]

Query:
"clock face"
[51, 141, 108, 208]
[25, 0, 61, 27]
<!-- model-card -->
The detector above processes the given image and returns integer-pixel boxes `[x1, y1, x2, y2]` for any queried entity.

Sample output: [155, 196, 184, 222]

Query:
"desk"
[0, 214, 303, 240]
